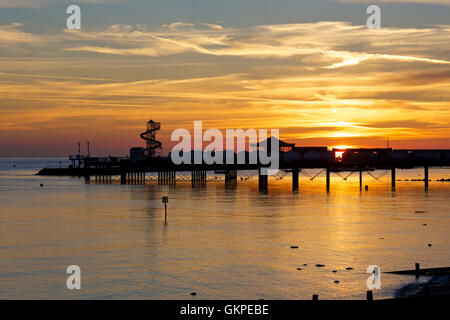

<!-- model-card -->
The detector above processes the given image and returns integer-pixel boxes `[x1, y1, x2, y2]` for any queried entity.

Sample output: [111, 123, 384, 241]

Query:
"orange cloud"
[0, 21, 449, 156]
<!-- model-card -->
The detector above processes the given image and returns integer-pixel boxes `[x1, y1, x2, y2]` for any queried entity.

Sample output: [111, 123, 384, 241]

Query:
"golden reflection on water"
[0, 163, 449, 299]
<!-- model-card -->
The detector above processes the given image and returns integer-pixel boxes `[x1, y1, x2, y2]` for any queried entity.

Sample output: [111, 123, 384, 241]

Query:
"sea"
[0, 158, 449, 299]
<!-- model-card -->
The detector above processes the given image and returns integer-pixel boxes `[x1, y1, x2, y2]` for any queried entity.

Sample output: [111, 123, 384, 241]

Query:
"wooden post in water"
[312, 294, 318, 301]
[162, 196, 168, 224]
[367, 290, 373, 301]
[292, 168, 299, 191]
[424, 166, 429, 190]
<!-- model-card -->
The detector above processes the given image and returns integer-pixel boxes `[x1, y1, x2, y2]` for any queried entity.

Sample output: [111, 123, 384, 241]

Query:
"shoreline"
[395, 275, 450, 298]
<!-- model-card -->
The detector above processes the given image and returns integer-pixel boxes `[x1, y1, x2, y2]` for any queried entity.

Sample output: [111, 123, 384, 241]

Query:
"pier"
[38, 120, 450, 192]
[39, 147, 450, 192]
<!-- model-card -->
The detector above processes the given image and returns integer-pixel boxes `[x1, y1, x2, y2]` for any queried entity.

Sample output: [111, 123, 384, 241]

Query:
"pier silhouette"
[39, 146, 450, 192]
[38, 120, 450, 191]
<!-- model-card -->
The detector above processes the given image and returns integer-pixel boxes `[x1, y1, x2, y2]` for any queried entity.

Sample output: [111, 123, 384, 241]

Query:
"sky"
[0, 0, 449, 157]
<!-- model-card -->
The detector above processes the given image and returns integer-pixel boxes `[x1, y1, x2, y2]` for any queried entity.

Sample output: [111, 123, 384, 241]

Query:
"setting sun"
[331, 146, 352, 150]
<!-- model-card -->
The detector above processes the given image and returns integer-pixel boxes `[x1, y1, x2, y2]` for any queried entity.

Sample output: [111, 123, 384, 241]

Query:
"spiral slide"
[140, 120, 162, 157]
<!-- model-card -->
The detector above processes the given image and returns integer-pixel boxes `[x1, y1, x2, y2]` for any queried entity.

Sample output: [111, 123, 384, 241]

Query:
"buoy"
[332, 270, 337, 273]
[40, 184, 43, 187]
[315, 264, 325, 267]
[190, 292, 197, 296]
[334, 280, 340, 284]
[428, 243, 432, 247]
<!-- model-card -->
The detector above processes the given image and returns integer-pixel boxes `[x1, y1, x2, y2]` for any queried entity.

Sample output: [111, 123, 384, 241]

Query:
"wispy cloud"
[325, 52, 450, 69]
[59, 22, 450, 70]
[1, 20, 450, 155]
[0, 23, 46, 44]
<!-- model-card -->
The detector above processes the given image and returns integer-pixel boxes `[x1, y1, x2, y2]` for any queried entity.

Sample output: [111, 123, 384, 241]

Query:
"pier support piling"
[326, 168, 330, 192]
[292, 168, 299, 191]
[159, 170, 176, 186]
[120, 171, 126, 185]
[225, 169, 237, 189]
[191, 170, 206, 188]
[359, 169, 363, 191]
[391, 167, 396, 190]
[424, 166, 429, 190]
[258, 168, 268, 192]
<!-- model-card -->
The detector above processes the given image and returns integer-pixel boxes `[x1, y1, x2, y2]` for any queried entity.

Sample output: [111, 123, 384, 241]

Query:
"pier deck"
[38, 148, 450, 191]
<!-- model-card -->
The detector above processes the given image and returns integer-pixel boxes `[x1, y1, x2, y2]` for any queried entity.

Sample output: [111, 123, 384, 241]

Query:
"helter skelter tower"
[140, 120, 162, 158]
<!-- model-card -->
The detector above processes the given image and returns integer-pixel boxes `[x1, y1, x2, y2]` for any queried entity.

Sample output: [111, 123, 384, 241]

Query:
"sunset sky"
[0, 0, 449, 157]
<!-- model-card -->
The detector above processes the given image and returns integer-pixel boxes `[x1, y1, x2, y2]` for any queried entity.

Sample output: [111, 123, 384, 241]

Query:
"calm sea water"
[0, 158, 449, 300]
